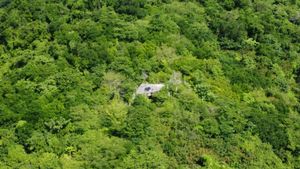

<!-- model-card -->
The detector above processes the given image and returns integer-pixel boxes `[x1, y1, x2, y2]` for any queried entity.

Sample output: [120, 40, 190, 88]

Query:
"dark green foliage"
[0, 0, 299, 168]
[114, 0, 147, 18]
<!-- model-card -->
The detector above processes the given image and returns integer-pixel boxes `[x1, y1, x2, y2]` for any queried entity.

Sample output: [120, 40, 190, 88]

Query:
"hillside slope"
[0, 0, 299, 168]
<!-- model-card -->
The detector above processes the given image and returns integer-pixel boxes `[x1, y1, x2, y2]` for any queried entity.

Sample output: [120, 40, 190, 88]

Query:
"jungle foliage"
[0, 0, 300, 168]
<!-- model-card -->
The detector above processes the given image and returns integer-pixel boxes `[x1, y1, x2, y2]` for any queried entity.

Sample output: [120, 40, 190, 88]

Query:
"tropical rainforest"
[0, 0, 300, 168]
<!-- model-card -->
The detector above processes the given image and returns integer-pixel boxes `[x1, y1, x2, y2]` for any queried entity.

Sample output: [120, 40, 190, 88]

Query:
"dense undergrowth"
[0, 0, 300, 168]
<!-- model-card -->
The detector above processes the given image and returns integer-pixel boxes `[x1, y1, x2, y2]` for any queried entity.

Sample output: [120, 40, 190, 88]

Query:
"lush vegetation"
[0, 0, 300, 168]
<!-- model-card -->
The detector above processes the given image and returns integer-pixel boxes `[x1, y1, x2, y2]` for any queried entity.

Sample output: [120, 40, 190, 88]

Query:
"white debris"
[136, 83, 165, 96]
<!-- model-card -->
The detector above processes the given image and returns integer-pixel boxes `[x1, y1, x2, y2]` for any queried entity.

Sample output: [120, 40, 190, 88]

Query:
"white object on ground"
[136, 83, 165, 96]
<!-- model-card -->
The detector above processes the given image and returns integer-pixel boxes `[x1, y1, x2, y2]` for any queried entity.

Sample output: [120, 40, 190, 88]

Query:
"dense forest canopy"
[0, 0, 299, 168]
